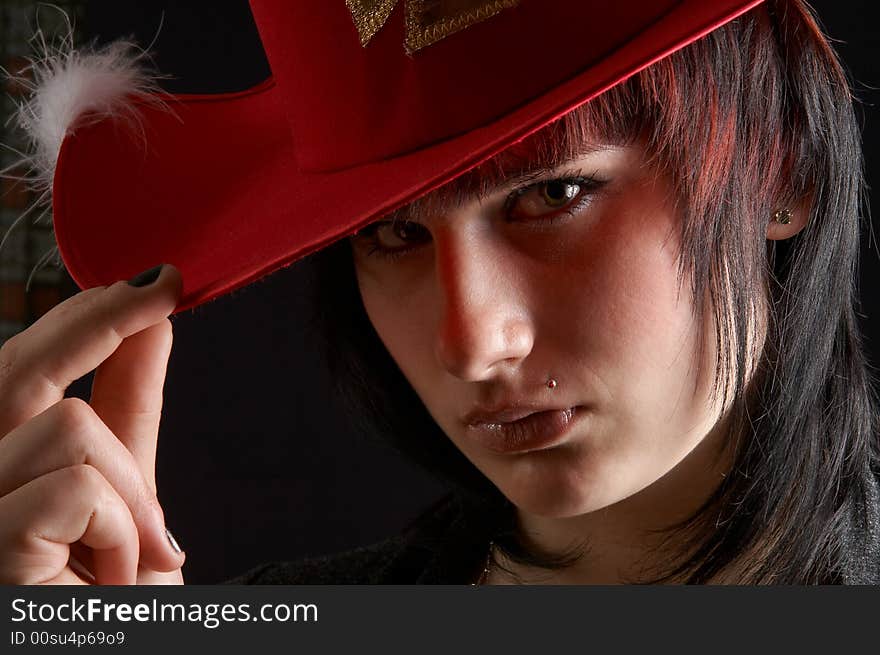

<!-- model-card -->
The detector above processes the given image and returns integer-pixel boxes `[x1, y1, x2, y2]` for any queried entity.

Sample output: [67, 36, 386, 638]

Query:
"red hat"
[47, 0, 763, 312]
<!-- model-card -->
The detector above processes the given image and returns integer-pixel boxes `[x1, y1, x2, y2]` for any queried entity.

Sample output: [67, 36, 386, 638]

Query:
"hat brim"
[54, 0, 763, 312]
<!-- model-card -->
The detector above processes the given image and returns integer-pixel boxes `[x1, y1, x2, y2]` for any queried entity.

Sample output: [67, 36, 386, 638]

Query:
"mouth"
[465, 406, 583, 454]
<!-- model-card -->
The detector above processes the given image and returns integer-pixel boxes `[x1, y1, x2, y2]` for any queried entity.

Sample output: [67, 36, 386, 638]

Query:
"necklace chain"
[471, 540, 494, 586]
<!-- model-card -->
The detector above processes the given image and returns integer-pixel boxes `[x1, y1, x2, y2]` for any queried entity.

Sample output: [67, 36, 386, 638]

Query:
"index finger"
[0, 264, 182, 439]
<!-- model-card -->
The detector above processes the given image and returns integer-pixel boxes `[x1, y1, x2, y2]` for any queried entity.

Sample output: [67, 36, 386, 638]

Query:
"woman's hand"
[0, 264, 186, 585]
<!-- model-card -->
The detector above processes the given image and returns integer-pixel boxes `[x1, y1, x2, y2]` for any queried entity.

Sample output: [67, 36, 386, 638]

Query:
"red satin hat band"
[53, 0, 766, 312]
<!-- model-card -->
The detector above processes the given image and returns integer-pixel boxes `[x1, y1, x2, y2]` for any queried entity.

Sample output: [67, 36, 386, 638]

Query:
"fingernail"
[165, 527, 183, 554]
[128, 264, 165, 288]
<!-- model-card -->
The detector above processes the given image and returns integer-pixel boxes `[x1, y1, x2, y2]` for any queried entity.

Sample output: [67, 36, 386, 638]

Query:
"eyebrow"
[380, 140, 616, 225]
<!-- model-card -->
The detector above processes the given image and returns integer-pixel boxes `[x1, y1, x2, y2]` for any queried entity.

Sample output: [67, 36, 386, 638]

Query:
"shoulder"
[223, 491, 473, 584]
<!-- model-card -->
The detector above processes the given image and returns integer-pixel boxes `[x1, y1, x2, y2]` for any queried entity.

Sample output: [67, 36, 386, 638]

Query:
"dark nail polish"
[127, 264, 165, 287]
[165, 527, 182, 554]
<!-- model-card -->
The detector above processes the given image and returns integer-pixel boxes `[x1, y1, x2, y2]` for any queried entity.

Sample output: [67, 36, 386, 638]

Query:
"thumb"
[89, 317, 183, 574]
[86, 264, 184, 577]
[88, 263, 182, 492]
[89, 317, 174, 494]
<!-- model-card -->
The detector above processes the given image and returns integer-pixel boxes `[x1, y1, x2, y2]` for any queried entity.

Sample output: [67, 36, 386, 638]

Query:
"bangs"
[382, 90, 644, 225]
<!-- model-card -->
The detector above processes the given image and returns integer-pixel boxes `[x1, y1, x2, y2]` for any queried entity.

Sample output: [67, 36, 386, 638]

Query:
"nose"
[432, 226, 535, 382]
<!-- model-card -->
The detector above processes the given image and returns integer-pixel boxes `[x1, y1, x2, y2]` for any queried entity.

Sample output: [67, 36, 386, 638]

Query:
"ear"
[766, 198, 810, 241]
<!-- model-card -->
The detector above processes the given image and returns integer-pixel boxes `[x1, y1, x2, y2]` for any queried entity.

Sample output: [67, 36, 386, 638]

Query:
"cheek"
[557, 197, 708, 427]
[354, 265, 434, 384]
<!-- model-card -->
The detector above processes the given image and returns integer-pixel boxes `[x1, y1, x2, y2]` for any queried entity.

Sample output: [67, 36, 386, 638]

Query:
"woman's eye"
[371, 220, 431, 252]
[510, 179, 584, 218]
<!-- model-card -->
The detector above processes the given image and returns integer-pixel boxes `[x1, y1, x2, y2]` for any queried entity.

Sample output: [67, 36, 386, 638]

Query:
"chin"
[498, 457, 616, 519]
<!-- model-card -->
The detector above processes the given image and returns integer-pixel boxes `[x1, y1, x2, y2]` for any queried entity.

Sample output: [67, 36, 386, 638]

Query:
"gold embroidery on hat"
[346, 0, 398, 46]
[346, 0, 520, 54]
[405, 0, 520, 53]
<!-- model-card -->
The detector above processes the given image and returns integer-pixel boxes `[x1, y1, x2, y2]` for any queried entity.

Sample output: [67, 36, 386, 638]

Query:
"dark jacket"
[224, 492, 493, 584]
[225, 466, 880, 585]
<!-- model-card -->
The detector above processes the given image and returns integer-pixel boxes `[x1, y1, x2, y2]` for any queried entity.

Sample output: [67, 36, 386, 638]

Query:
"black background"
[53, 1, 880, 583]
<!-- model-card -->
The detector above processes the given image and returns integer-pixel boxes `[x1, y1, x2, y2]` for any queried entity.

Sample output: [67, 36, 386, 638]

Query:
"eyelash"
[356, 169, 605, 261]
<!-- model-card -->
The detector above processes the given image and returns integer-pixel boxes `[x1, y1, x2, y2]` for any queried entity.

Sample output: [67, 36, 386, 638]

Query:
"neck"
[488, 410, 737, 585]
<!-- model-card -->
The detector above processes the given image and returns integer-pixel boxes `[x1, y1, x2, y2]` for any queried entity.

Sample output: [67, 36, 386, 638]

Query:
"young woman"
[0, 0, 877, 585]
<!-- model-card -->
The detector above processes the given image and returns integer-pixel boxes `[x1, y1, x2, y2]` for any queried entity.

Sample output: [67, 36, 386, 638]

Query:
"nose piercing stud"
[547, 378, 557, 389]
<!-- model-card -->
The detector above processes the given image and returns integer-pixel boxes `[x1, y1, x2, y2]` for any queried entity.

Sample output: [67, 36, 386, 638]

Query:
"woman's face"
[350, 140, 730, 520]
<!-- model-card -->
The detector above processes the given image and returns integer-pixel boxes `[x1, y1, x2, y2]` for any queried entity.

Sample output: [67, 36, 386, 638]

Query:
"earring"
[547, 378, 557, 389]
[773, 209, 792, 225]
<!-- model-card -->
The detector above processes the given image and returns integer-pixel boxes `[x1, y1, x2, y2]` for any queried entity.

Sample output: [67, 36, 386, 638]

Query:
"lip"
[465, 406, 583, 454]
[464, 403, 573, 425]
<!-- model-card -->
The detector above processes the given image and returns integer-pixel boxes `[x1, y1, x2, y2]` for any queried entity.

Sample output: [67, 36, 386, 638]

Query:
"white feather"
[0, 4, 174, 288]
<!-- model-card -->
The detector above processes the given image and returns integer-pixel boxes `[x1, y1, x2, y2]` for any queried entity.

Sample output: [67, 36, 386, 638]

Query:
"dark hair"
[308, 0, 880, 583]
